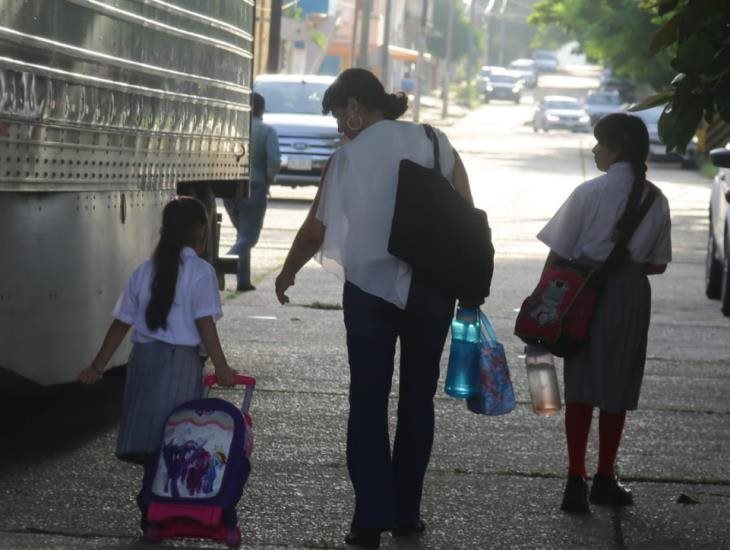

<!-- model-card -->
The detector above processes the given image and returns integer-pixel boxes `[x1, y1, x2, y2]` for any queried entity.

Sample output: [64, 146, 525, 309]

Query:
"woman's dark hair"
[322, 68, 409, 120]
[594, 112, 650, 238]
[146, 196, 208, 331]
[252, 91, 265, 118]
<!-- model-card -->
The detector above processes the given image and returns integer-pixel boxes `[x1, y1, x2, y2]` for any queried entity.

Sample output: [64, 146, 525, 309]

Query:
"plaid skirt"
[116, 341, 203, 464]
[564, 262, 651, 412]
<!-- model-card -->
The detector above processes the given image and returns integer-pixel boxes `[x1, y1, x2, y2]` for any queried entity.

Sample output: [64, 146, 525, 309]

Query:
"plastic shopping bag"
[466, 310, 516, 416]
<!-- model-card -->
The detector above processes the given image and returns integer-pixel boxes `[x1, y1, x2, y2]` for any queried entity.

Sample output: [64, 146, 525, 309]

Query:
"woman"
[537, 113, 672, 513]
[274, 68, 476, 547]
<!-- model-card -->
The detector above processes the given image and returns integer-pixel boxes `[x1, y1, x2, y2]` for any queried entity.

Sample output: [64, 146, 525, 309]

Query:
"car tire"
[721, 227, 730, 316]
[681, 158, 698, 170]
[706, 218, 723, 299]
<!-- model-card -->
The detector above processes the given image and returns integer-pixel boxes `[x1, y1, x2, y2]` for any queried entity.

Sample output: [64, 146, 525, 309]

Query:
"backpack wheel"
[225, 526, 242, 548]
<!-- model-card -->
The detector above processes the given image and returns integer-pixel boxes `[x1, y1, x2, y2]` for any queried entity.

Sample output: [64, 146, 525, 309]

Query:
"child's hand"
[215, 364, 237, 387]
[78, 364, 103, 385]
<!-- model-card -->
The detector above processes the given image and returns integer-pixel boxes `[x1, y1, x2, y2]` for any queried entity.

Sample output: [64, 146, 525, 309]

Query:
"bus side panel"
[0, 190, 171, 385]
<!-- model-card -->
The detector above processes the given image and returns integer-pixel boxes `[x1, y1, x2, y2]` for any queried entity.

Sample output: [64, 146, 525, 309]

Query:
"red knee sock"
[565, 402, 593, 477]
[596, 410, 627, 477]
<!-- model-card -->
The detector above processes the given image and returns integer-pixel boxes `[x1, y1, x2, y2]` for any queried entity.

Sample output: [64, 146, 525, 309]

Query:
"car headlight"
[579, 115, 590, 123]
[512, 87, 520, 93]
[486, 85, 493, 92]
[692, 136, 699, 144]
[546, 114, 560, 122]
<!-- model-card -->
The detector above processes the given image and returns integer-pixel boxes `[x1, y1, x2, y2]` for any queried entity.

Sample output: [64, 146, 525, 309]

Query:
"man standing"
[225, 92, 281, 291]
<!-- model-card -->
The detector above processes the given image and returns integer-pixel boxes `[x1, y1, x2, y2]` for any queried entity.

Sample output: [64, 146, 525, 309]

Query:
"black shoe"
[392, 519, 426, 538]
[560, 475, 590, 513]
[344, 528, 381, 548]
[589, 474, 633, 506]
[236, 283, 256, 292]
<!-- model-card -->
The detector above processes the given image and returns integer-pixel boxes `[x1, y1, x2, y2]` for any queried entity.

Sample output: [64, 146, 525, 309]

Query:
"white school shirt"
[315, 119, 457, 309]
[537, 162, 672, 264]
[112, 247, 223, 346]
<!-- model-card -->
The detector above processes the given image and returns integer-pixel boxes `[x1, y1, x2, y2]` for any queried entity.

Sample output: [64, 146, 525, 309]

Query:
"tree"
[633, 0, 730, 152]
[427, 0, 483, 64]
[528, 0, 675, 90]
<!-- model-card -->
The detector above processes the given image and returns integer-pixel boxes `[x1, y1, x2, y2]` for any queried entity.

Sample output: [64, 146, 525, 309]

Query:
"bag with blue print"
[466, 310, 516, 416]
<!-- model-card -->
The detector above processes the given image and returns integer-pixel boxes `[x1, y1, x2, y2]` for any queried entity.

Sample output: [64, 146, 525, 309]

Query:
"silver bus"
[0, 0, 254, 385]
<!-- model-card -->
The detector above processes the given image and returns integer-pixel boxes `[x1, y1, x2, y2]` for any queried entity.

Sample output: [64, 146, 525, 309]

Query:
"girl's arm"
[196, 316, 236, 386]
[275, 168, 327, 305]
[78, 319, 131, 384]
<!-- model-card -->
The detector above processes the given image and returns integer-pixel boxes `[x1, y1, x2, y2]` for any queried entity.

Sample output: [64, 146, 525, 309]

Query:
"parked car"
[532, 96, 591, 132]
[705, 146, 730, 315]
[599, 76, 637, 103]
[477, 65, 502, 94]
[632, 106, 697, 168]
[584, 90, 623, 125]
[483, 71, 523, 103]
[533, 50, 559, 72]
[508, 59, 538, 88]
[254, 74, 340, 187]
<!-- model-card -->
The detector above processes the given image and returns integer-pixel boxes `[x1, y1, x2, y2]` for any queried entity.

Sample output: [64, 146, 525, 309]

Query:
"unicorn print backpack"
[139, 374, 255, 549]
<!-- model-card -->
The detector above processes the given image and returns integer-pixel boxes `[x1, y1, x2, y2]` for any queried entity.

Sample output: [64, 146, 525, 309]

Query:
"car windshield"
[479, 68, 491, 77]
[544, 100, 580, 110]
[634, 106, 663, 124]
[535, 53, 555, 60]
[586, 93, 620, 105]
[490, 75, 517, 84]
[254, 81, 330, 115]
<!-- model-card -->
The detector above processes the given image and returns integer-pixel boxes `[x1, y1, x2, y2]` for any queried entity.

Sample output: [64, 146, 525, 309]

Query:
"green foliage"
[455, 81, 481, 109]
[427, 0, 478, 62]
[634, 0, 730, 153]
[528, 0, 675, 89]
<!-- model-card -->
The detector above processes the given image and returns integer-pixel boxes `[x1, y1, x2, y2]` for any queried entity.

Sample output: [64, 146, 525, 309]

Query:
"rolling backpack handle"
[202, 374, 257, 415]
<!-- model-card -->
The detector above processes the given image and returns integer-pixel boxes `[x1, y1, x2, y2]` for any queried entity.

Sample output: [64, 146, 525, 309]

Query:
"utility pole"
[380, 0, 393, 89]
[413, 0, 428, 122]
[441, 0, 455, 119]
[357, 0, 373, 68]
[267, 0, 282, 73]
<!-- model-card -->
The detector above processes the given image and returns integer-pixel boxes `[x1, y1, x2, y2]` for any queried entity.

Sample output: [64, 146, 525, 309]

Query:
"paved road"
[2, 79, 729, 549]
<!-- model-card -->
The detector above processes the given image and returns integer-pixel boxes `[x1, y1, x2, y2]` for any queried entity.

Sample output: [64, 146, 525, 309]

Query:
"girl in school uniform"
[537, 113, 672, 513]
[78, 196, 236, 466]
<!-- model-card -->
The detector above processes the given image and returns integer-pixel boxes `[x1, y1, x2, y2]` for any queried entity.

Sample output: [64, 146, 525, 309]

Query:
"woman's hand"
[78, 364, 103, 385]
[214, 364, 237, 387]
[275, 270, 295, 304]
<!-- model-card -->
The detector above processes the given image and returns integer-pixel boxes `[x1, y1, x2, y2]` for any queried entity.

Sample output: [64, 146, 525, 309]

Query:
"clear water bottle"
[444, 306, 481, 398]
[524, 344, 562, 416]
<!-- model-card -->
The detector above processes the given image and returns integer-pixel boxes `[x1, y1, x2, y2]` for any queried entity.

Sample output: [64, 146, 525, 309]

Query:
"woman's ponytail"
[145, 197, 207, 331]
[382, 91, 409, 120]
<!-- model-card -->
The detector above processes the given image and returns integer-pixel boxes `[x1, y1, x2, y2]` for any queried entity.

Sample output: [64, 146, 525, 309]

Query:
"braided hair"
[593, 112, 650, 231]
[145, 196, 208, 331]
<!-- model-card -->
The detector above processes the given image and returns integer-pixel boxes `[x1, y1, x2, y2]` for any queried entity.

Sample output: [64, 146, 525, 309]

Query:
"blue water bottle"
[444, 306, 481, 398]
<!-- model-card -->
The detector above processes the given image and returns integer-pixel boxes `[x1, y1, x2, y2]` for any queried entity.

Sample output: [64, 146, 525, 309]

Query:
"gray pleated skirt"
[564, 262, 651, 412]
[116, 341, 204, 464]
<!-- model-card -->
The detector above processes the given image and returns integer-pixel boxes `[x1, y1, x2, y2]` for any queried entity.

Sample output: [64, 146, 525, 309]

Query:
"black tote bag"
[388, 125, 494, 300]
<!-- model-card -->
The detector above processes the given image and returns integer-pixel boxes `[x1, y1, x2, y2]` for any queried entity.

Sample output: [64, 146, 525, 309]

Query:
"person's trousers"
[342, 278, 454, 530]
[223, 185, 267, 287]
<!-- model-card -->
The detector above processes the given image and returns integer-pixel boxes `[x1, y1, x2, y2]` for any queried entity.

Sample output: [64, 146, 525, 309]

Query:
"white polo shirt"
[113, 247, 223, 346]
[538, 162, 672, 265]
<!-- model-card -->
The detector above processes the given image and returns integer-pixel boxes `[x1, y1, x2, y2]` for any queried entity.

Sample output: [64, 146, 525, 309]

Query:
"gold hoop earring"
[346, 115, 363, 132]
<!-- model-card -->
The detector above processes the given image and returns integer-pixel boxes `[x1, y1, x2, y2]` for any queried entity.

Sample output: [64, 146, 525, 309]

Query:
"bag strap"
[478, 309, 499, 344]
[602, 181, 658, 272]
[422, 124, 442, 175]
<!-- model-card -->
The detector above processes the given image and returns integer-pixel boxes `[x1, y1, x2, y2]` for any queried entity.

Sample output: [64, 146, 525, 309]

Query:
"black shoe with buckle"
[560, 475, 590, 513]
[589, 474, 633, 506]
[392, 519, 426, 538]
[344, 528, 381, 548]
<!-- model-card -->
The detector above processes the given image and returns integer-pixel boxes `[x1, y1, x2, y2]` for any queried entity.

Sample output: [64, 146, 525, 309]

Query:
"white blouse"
[315, 120, 457, 309]
[538, 162, 672, 264]
[113, 247, 223, 346]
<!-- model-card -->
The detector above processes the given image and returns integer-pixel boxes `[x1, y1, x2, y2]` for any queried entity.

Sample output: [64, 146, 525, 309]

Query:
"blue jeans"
[342, 278, 454, 530]
[223, 183, 267, 287]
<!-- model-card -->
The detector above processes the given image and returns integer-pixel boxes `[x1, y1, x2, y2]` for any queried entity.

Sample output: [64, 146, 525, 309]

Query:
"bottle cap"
[525, 343, 549, 355]
[456, 306, 478, 322]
